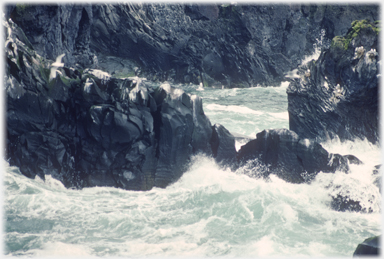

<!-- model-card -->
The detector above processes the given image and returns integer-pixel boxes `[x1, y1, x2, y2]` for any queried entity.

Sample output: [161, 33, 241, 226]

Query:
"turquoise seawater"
[4, 82, 381, 257]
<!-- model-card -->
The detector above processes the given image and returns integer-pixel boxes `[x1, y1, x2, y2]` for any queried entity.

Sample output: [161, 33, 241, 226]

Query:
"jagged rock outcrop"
[353, 236, 380, 256]
[4, 5, 379, 213]
[5, 18, 214, 190]
[236, 129, 350, 184]
[151, 83, 213, 188]
[235, 129, 375, 213]
[287, 20, 379, 144]
[5, 4, 379, 88]
[210, 123, 237, 168]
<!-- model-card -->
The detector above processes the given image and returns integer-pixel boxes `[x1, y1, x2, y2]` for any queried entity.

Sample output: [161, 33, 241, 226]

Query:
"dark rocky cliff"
[5, 17, 216, 190]
[287, 20, 379, 144]
[6, 3, 379, 88]
[4, 3, 381, 207]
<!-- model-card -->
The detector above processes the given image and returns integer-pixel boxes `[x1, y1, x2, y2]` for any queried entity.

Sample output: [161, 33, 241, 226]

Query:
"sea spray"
[5, 83, 380, 257]
[300, 29, 329, 66]
[5, 139, 381, 257]
[286, 29, 330, 80]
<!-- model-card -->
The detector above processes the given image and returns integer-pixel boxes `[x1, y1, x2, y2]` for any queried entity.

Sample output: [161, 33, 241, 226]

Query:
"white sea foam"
[5, 77, 381, 257]
[160, 82, 187, 100]
[280, 81, 290, 88]
[5, 147, 381, 257]
[159, 82, 172, 93]
[250, 235, 275, 256]
[320, 137, 380, 166]
[235, 138, 250, 151]
[30, 242, 93, 257]
[197, 83, 204, 91]
[301, 48, 322, 66]
[205, 103, 263, 115]
[269, 111, 289, 120]
[221, 88, 238, 97]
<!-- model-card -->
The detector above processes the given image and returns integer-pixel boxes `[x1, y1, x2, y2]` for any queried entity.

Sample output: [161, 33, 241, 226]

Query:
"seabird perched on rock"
[49, 53, 65, 81]
[305, 69, 311, 78]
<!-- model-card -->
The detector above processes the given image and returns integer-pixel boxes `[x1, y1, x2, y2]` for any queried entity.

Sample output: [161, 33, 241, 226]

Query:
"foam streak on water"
[178, 82, 289, 138]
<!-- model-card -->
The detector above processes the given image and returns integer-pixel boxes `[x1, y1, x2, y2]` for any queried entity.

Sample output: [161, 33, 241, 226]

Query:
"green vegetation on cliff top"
[331, 19, 380, 50]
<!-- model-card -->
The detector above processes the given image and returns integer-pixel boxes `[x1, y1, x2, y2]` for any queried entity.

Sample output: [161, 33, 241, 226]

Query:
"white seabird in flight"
[49, 53, 65, 81]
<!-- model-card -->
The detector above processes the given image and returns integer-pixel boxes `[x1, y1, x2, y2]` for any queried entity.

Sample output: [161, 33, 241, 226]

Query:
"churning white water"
[4, 82, 381, 257]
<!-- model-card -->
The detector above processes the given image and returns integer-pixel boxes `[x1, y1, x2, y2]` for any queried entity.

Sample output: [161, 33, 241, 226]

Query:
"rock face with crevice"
[5, 18, 213, 190]
[6, 5, 95, 68]
[5, 4, 379, 88]
[287, 20, 379, 144]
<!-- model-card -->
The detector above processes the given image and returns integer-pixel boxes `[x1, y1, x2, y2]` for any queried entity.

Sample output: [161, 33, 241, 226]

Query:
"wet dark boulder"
[329, 189, 379, 213]
[330, 194, 364, 213]
[343, 154, 363, 165]
[373, 165, 381, 192]
[353, 236, 380, 256]
[5, 18, 214, 191]
[151, 83, 213, 188]
[210, 123, 237, 168]
[237, 129, 350, 183]
[287, 20, 379, 144]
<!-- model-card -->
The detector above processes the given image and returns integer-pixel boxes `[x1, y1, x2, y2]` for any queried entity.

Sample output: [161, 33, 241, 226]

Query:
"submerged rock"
[353, 236, 380, 256]
[329, 186, 380, 213]
[287, 20, 379, 144]
[235, 129, 380, 214]
[373, 164, 381, 192]
[330, 194, 364, 213]
[343, 154, 363, 165]
[237, 129, 349, 183]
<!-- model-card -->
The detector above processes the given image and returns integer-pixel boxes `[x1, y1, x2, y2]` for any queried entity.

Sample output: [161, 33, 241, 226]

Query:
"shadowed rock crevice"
[6, 4, 379, 87]
[75, 8, 91, 54]
[287, 19, 379, 144]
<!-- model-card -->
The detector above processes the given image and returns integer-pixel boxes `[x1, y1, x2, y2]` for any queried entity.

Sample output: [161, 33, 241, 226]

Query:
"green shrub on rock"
[331, 19, 379, 51]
